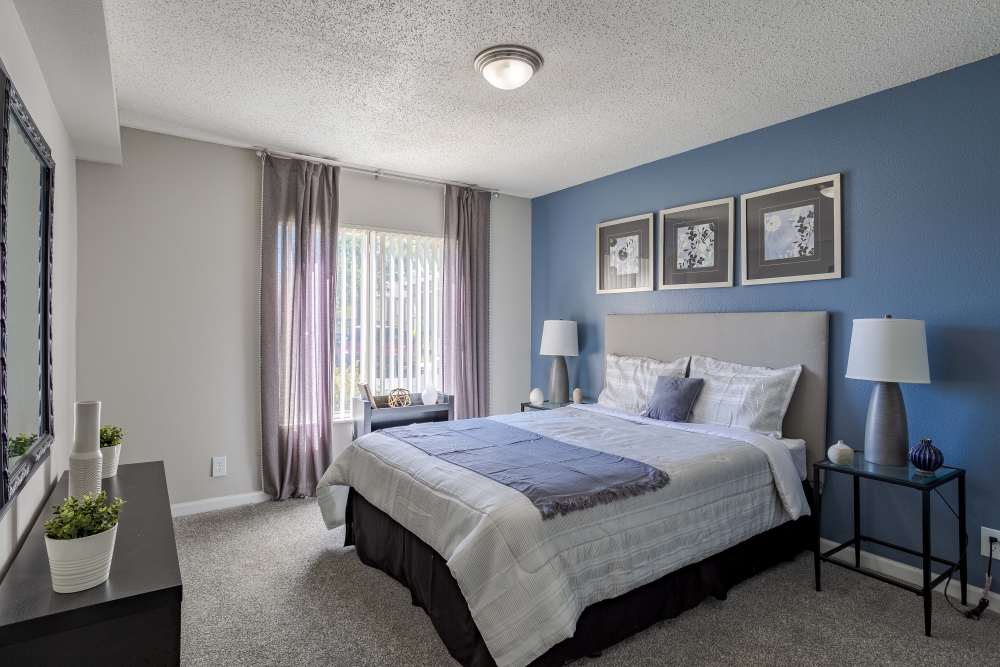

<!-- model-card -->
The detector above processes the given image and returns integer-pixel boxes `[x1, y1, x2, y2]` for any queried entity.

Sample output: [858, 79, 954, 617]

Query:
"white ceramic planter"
[100, 444, 122, 478]
[45, 523, 117, 594]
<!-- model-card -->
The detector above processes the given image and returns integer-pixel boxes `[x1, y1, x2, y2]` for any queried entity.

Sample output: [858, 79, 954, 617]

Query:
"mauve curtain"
[260, 155, 339, 499]
[443, 185, 491, 419]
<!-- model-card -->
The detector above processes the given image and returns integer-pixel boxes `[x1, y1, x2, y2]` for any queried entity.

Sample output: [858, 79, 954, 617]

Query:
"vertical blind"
[333, 227, 443, 417]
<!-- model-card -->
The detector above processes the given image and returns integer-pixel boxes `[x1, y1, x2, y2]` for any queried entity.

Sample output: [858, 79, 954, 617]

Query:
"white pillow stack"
[687, 355, 802, 437]
[598, 354, 689, 414]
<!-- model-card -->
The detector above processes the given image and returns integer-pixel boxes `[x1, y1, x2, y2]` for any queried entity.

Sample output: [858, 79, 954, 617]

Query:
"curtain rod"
[255, 148, 499, 195]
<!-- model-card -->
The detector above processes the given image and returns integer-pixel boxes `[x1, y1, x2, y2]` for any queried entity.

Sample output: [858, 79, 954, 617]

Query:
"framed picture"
[741, 173, 842, 285]
[357, 382, 376, 407]
[657, 197, 734, 290]
[595, 213, 654, 294]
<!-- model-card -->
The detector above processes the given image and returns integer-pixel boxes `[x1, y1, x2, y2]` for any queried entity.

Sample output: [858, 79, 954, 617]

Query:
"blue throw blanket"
[382, 418, 669, 519]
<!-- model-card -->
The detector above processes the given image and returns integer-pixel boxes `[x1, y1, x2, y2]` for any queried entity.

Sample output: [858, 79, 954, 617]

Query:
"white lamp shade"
[846, 318, 930, 384]
[540, 320, 578, 357]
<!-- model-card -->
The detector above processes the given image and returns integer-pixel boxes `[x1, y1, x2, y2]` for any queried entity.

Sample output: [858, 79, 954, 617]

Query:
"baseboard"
[171, 491, 271, 517]
[820, 538, 999, 614]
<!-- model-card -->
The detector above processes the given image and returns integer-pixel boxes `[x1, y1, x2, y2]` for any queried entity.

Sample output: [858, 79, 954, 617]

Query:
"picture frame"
[657, 197, 734, 290]
[357, 382, 377, 408]
[741, 173, 842, 285]
[595, 213, 654, 294]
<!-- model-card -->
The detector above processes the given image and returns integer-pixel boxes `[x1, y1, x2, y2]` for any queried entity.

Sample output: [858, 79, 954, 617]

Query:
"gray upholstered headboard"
[604, 311, 829, 470]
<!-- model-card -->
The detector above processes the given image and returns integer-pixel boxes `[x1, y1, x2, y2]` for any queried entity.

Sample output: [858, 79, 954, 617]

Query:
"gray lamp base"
[863, 381, 910, 466]
[548, 356, 568, 405]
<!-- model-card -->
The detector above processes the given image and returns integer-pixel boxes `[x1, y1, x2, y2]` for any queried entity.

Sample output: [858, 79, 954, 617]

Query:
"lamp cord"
[935, 489, 995, 619]
[934, 489, 969, 616]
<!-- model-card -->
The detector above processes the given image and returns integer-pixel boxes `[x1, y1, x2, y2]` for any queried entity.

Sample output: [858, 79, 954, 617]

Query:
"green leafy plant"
[7, 432, 37, 458]
[99, 425, 125, 448]
[44, 491, 125, 540]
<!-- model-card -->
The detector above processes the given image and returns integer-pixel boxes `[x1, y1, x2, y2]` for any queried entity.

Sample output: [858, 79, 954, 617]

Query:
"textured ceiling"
[104, 1, 1000, 197]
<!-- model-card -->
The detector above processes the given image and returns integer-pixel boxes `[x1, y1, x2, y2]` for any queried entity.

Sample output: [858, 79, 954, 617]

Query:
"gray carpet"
[174, 498, 1000, 666]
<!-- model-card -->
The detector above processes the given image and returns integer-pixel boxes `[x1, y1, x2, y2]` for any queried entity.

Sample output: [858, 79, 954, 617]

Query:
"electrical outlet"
[981, 526, 1000, 559]
[211, 456, 227, 478]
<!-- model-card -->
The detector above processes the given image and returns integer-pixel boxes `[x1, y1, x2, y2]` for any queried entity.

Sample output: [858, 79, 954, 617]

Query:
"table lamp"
[846, 315, 930, 465]
[540, 320, 578, 405]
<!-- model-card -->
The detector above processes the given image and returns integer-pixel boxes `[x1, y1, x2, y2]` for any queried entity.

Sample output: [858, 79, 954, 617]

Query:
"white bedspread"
[317, 405, 809, 667]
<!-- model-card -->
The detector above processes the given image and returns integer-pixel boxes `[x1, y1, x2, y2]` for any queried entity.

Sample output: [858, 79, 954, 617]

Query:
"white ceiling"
[103, 0, 1000, 197]
[14, 0, 121, 164]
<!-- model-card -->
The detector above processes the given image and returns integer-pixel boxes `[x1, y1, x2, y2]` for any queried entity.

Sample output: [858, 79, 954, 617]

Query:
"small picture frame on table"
[741, 174, 842, 285]
[657, 197, 734, 290]
[595, 213, 654, 294]
[357, 383, 377, 408]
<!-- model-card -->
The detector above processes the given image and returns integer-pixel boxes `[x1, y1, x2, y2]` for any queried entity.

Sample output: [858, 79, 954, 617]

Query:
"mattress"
[346, 488, 813, 667]
[317, 404, 809, 667]
[784, 435, 807, 481]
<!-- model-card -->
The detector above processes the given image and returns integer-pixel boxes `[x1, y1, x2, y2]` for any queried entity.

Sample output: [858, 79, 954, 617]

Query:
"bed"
[317, 311, 829, 666]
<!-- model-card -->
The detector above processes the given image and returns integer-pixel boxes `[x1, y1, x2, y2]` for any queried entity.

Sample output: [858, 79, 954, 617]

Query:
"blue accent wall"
[531, 55, 1000, 589]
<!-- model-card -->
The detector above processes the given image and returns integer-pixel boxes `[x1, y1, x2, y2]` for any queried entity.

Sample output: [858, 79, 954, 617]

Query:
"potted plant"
[6, 432, 36, 465]
[44, 491, 124, 593]
[99, 425, 125, 478]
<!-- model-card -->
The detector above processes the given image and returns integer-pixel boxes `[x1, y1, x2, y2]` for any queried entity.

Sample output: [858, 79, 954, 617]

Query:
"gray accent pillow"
[597, 354, 689, 414]
[641, 376, 704, 422]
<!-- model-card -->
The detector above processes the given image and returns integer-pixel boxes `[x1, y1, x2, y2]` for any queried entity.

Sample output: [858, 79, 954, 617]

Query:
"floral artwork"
[763, 205, 815, 260]
[597, 213, 653, 293]
[742, 174, 840, 285]
[609, 234, 639, 275]
[657, 198, 732, 290]
[676, 223, 716, 270]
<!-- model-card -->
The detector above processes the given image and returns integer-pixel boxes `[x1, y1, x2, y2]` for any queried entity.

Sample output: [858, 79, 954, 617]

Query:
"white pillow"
[688, 355, 802, 437]
[598, 354, 689, 414]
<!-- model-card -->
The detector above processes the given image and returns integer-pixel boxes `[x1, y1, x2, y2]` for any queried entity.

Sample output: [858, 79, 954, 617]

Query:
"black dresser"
[0, 461, 183, 664]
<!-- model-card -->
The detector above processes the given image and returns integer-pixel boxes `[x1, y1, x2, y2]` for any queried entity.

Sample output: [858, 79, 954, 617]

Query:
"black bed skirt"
[345, 486, 813, 667]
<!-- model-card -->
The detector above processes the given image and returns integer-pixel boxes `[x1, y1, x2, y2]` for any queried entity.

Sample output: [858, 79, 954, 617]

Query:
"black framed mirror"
[0, 58, 55, 515]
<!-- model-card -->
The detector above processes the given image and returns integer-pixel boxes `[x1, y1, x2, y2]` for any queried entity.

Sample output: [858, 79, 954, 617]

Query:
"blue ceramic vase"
[909, 437, 943, 474]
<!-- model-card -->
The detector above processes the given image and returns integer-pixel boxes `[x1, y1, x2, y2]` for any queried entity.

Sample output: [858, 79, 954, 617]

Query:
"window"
[333, 227, 443, 417]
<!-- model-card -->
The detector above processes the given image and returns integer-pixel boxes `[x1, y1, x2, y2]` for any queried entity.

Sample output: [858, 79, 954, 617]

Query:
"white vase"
[69, 401, 103, 498]
[100, 444, 122, 479]
[421, 386, 439, 406]
[828, 440, 854, 465]
[45, 524, 117, 593]
[529, 387, 544, 406]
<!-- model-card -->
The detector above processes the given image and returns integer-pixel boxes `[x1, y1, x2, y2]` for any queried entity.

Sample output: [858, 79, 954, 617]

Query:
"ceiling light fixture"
[474, 45, 543, 90]
[819, 185, 836, 198]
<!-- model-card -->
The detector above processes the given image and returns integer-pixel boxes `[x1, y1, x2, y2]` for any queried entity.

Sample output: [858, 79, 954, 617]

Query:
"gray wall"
[0, 0, 79, 573]
[77, 128, 531, 506]
[77, 128, 262, 504]
[489, 195, 531, 415]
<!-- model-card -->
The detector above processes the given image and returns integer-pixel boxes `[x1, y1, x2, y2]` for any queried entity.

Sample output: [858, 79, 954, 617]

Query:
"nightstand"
[813, 452, 967, 637]
[520, 400, 590, 412]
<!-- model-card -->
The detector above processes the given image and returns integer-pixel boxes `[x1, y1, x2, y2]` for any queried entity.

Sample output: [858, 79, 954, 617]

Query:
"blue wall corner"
[529, 54, 1000, 589]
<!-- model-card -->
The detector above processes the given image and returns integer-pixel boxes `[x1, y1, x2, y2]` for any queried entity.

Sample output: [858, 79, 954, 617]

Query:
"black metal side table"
[813, 452, 967, 637]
